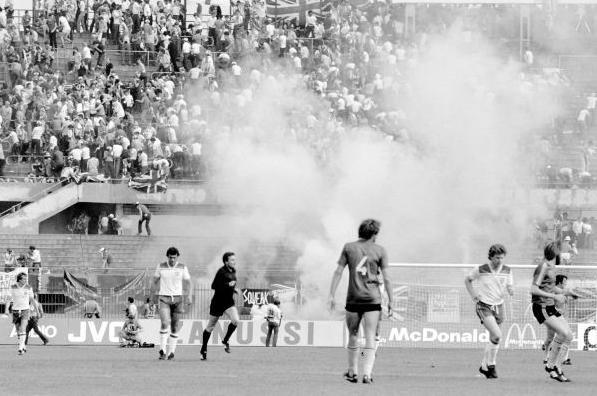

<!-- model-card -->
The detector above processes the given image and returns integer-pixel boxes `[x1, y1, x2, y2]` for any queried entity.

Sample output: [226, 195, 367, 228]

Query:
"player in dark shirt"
[200, 252, 239, 360]
[531, 242, 577, 382]
[329, 219, 393, 384]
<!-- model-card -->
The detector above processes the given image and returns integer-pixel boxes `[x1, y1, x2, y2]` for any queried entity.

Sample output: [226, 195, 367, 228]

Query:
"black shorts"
[159, 295, 185, 314]
[345, 303, 382, 313]
[209, 299, 234, 317]
[475, 301, 504, 325]
[532, 304, 561, 324]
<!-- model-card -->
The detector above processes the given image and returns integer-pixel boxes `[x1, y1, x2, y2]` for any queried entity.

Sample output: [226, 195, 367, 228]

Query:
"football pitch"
[2, 345, 595, 395]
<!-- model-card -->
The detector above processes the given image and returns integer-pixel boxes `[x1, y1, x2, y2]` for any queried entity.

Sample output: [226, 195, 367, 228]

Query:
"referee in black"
[200, 252, 240, 360]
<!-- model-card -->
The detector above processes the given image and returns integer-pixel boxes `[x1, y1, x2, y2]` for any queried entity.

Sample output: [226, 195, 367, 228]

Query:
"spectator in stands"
[136, 201, 152, 236]
[0, 143, 4, 177]
[51, 146, 65, 178]
[28, 246, 42, 274]
[108, 214, 122, 235]
[3, 248, 17, 272]
[83, 299, 102, 318]
[578, 108, 591, 135]
[87, 154, 100, 177]
[60, 161, 81, 185]
[58, 12, 72, 48]
[99, 247, 113, 272]
[582, 217, 593, 249]
[572, 217, 583, 248]
[97, 213, 109, 234]
[560, 236, 578, 265]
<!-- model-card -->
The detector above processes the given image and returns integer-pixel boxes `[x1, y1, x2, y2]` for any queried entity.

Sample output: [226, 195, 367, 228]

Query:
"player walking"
[328, 219, 393, 384]
[465, 244, 513, 379]
[150, 247, 192, 361]
[7, 273, 34, 355]
[200, 252, 240, 360]
[532, 242, 577, 382]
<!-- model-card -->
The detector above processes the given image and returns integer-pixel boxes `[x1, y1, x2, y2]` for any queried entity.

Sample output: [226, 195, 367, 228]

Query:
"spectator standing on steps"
[4, 248, 17, 272]
[99, 247, 113, 272]
[28, 246, 42, 274]
[136, 202, 152, 236]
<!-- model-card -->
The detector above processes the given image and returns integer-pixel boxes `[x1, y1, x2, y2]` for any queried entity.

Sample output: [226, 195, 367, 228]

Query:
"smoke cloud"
[189, 28, 564, 318]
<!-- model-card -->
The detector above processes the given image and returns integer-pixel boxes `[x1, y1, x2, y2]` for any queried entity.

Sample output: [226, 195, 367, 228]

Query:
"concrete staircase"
[0, 182, 77, 233]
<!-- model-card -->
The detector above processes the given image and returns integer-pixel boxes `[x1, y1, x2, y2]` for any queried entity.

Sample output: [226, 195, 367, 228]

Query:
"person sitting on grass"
[119, 312, 143, 347]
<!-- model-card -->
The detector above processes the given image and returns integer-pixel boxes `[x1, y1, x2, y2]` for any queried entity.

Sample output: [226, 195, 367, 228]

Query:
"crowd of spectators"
[534, 210, 595, 264]
[0, 0, 594, 191]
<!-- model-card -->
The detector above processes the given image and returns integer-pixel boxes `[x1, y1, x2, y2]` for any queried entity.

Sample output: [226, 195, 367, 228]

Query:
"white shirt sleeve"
[467, 266, 480, 281]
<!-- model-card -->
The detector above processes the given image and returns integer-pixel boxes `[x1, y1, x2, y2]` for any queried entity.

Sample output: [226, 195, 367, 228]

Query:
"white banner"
[0, 319, 345, 346]
[0, 268, 28, 304]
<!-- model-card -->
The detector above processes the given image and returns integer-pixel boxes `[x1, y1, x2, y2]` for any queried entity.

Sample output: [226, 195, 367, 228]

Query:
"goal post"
[374, 263, 597, 350]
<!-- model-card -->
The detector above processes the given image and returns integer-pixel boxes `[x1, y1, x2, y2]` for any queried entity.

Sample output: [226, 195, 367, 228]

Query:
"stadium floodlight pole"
[389, 263, 597, 270]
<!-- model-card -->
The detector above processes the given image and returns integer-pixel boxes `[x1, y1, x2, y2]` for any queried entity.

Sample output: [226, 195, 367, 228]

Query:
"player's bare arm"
[380, 267, 393, 311]
[464, 275, 480, 302]
[328, 264, 344, 310]
[531, 283, 565, 304]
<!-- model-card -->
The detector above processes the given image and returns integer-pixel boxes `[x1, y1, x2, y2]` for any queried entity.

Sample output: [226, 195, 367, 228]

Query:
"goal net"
[378, 263, 597, 350]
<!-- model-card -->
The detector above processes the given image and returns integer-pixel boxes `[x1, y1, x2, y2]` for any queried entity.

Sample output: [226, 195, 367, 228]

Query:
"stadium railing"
[37, 277, 281, 319]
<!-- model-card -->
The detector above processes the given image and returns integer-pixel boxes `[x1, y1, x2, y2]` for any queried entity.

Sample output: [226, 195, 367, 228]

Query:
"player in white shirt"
[150, 247, 191, 360]
[465, 244, 513, 379]
[6, 273, 34, 355]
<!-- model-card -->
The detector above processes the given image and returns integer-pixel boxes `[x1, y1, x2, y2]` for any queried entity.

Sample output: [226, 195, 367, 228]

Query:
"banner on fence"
[373, 321, 567, 350]
[0, 317, 582, 349]
[0, 319, 345, 347]
[63, 271, 99, 301]
[63, 271, 146, 301]
[241, 288, 271, 308]
[0, 268, 28, 304]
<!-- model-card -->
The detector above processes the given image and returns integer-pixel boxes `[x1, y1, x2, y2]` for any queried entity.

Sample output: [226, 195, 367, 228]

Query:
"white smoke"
[188, 29, 563, 319]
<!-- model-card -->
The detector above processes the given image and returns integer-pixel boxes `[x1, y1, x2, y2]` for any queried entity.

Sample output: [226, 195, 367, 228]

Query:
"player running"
[150, 247, 192, 361]
[532, 242, 577, 382]
[328, 219, 393, 384]
[7, 272, 34, 355]
[542, 275, 577, 365]
[200, 252, 240, 360]
[465, 244, 513, 379]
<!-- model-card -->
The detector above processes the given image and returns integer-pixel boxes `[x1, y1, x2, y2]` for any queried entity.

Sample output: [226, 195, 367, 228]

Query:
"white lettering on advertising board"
[387, 327, 489, 343]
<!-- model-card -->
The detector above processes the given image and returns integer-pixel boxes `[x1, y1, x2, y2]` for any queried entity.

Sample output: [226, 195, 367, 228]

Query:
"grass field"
[2, 345, 595, 396]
